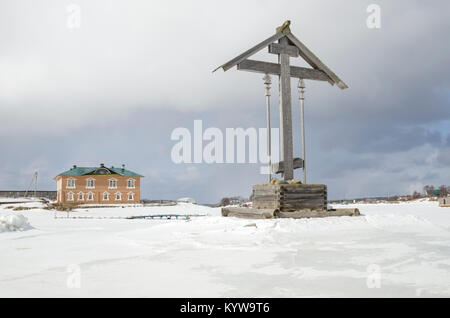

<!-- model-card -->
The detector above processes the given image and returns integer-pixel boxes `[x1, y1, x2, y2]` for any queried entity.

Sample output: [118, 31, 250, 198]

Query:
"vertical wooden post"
[278, 37, 294, 180]
[263, 73, 272, 182]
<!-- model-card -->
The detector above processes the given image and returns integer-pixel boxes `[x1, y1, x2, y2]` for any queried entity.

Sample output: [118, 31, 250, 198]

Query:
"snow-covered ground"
[0, 199, 449, 297]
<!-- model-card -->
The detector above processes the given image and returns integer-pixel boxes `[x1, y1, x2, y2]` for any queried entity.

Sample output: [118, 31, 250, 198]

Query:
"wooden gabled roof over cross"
[213, 20, 348, 89]
[214, 21, 347, 182]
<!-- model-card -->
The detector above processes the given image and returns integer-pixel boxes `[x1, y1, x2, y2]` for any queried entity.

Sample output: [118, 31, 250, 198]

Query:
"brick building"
[54, 164, 143, 204]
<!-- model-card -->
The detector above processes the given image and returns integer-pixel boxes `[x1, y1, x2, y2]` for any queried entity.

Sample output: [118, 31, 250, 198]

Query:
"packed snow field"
[1, 198, 449, 297]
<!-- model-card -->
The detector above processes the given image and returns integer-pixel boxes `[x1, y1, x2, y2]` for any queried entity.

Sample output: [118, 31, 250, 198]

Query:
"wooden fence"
[0, 190, 57, 199]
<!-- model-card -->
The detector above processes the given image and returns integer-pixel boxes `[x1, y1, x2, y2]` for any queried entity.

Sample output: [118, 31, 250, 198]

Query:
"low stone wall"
[0, 190, 57, 199]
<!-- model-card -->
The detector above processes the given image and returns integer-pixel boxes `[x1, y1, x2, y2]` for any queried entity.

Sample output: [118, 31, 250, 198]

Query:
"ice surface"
[0, 199, 449, 297]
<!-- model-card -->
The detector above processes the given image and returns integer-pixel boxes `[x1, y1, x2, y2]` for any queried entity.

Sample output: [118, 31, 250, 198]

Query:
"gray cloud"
[1, 0, 450, 202]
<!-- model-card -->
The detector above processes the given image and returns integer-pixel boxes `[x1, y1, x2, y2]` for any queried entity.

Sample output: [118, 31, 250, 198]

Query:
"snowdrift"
[0, 214, 32, 232]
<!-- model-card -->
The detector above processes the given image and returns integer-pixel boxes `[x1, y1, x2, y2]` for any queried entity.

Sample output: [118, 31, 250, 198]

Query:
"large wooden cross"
[214, 21, 347, 181]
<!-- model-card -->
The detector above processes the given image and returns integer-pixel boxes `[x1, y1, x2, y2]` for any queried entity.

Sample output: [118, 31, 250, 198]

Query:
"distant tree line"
[422, 185, 450, 197]
[218, 185, 449, 206]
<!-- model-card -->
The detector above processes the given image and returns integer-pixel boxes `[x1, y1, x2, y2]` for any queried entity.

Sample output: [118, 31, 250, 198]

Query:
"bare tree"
[439, 185, 448, 197]
[423, 185, 435, 197]
[412, 191, 421, 199]
[219, 198, 231, 206]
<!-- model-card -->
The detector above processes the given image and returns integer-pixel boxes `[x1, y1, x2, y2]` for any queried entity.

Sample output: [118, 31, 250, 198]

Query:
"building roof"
[56, 164, 144, 178]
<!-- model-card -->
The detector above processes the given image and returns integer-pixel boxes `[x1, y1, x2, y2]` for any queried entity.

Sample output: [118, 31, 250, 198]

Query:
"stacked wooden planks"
[221, 207, 359, 219]
[222, 208, 275, 219]
[253, 184, 327, 212]
[252, 184, 280, 210]
[275, 208, 359, 218]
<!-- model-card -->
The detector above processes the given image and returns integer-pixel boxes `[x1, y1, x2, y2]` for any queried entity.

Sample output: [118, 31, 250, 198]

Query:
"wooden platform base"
[252, 183, 327, 211]
[222, 207, 276, 219]
[221, 207, 360, 219]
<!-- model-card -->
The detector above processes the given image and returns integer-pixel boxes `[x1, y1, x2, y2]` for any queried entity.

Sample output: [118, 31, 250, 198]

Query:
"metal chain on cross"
[263, 73, 272, 182]
[298, 79, 306, 184]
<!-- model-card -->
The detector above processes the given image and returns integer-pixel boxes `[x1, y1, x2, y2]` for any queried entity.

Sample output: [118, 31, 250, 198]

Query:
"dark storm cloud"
[1, 0, 450, 201]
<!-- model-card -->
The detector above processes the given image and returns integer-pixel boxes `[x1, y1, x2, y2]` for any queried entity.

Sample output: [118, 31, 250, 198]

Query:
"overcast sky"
[1, 0, 449, 203]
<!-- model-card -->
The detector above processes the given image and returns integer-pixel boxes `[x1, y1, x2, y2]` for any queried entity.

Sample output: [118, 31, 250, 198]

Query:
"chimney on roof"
[100, 163, 105, 167]
[73, 165, 77, 169]
[122, 164, 125, 170]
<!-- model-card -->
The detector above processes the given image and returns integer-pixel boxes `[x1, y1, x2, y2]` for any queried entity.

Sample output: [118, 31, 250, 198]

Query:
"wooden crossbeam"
[268, 43, 299, 57]
[213, 22, 348, 89]
[237, 59, 329, 82]
[272, 158, 304, 174]
[213, 32, 284, 72]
